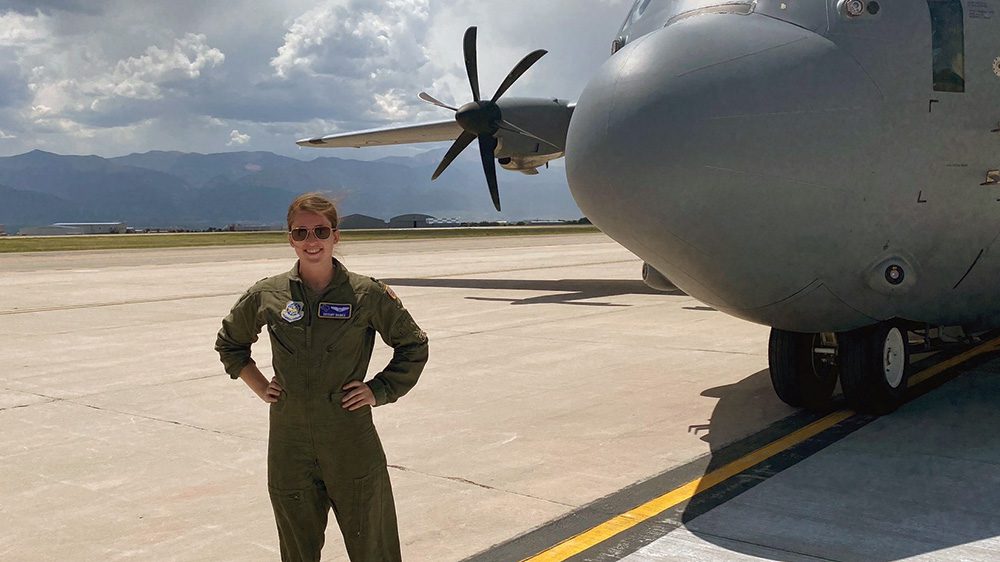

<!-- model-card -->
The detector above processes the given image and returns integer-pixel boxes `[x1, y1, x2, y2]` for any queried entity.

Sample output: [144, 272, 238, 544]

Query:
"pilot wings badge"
[281, 301, 304, 322]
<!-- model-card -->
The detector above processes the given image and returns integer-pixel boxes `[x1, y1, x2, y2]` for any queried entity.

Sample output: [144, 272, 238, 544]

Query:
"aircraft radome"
[298, 1, 999, 416]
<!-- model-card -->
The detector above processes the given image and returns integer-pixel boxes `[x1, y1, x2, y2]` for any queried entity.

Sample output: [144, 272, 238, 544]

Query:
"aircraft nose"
[566, 12, 881, 317]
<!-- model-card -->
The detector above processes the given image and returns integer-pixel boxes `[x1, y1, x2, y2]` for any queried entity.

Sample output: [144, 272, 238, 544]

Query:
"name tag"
[318, 303, 352, 319]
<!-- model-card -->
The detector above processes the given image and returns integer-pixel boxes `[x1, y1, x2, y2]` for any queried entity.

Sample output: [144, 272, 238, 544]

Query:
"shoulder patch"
[383, 283, 398, 301]
[373, 278, 399, 302]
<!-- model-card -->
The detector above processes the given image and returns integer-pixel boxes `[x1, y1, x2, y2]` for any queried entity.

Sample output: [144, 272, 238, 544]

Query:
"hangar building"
[18, 222, 127, 236]
[339, 214, 388, 229]
[388, 214, 434, 229]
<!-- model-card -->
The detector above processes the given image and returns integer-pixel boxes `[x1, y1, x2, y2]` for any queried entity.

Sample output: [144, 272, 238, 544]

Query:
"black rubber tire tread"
[768, 329, 837, 411]
[769, 328, 805, 407]
[838, 322, 909, 415]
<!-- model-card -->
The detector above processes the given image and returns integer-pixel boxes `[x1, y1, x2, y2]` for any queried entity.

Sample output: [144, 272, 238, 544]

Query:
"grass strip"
[0, 226, 600, 253]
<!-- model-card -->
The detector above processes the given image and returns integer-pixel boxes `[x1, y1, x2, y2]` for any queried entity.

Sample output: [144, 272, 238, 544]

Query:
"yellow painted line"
[524, 334, 1000, 562]
[522, 410, 853, 562]
[907, 334, 1000, 387]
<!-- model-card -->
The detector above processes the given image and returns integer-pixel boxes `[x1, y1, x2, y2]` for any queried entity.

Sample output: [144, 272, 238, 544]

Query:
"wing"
[296, 120, 463, 148]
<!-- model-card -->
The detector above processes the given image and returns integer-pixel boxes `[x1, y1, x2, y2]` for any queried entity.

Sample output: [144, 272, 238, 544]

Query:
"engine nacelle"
[494, 97, 573, 154]
[642, 262, 678, 292]
[498, 153, 564, 175]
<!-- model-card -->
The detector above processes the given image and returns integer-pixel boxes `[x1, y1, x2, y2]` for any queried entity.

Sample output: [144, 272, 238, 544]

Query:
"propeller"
[420, 26, 547, 212]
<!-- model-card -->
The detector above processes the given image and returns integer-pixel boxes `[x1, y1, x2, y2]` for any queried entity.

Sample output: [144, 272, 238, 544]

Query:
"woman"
[216, 192, 428, 561]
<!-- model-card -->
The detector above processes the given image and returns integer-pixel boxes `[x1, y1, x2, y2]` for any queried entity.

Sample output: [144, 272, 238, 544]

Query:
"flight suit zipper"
[297, 279, 314, 350]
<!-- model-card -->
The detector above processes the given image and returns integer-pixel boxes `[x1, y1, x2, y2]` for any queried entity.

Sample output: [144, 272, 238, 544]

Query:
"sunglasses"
[289, 226, 334, 241]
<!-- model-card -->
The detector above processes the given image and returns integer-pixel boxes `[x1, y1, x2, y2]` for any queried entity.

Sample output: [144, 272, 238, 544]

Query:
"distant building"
[0, 224, 6, 236]
[339, 214, 388, 230]
[54, 222, 127, 234]
[388, 214, 435, 229]
[227, 223, 279, 232]
[19, 222, 127, 236]
[524, 219, 572, 226]
[19, 225, 85, 236]
[426, 217, 461, 227]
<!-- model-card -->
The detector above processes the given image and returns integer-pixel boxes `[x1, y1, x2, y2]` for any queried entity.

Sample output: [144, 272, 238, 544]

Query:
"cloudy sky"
[0, 0, 632, 159]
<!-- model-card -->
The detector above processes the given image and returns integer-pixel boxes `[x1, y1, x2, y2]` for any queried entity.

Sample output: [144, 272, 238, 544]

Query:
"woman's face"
[288, 210, 339, 266]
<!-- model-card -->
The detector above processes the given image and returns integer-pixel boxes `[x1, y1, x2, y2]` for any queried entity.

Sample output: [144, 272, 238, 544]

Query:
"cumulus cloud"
[23, 31, 224, 132]
[271, 0, 430, 79]
[0, 11, 50, 45]
[106, 33, 225, 100]
[227, 129, 250, 145]
[268, 0, 441, 123]
[71, 32, 225, 109]
[0, 0, 633, 157]
[0, 129, 15, 139]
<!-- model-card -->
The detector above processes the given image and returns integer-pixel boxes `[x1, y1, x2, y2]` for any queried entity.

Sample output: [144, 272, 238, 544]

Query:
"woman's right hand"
[261, 376, 283, 403]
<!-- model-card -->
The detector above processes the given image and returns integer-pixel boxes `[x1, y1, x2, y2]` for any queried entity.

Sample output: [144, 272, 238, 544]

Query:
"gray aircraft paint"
[299, 0, 1000, 335]
[569, 0, 1000, 332]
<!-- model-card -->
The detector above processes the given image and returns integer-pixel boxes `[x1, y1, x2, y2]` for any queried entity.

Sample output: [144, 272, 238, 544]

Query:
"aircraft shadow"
[381, 278, 685, 306]
[678, 361, 1000, 561]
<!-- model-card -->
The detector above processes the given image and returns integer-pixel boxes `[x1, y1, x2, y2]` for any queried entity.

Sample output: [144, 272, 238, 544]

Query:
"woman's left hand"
[341, 380, 376, 411]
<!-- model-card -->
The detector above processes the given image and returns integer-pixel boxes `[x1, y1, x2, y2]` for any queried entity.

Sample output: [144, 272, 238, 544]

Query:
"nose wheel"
[768, 329, 839, 411]
[838, 321, 910, 415]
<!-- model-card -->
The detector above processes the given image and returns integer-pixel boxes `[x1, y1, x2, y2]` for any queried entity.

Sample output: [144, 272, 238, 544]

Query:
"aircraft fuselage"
[567, 0, 1000, 333]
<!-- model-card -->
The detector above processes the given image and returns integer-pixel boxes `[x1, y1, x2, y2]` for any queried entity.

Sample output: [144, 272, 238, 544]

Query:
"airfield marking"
[522, 334, 1000, 562]
[908, 334, 1000, 386]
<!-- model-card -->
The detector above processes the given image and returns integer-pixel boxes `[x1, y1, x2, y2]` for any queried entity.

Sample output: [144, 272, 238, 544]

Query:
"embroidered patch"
[281, 301, 304, 322]
[318, 303, 352, 319]
[382, 283, 398, 301]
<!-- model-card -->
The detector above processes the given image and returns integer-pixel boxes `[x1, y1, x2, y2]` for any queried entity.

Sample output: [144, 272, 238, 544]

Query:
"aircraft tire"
[768, 329, 838, 411]
[838, 321, 910, 415]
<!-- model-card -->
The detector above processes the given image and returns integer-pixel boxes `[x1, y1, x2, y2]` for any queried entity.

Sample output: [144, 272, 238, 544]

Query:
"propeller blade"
[491, 49, 547, 103]
[432, 131, 476, 180]
[463, 27, 481, 102]
[498, 119, 560, 150]
[477, 134, 501, 211]
[418, 92, 457, 111]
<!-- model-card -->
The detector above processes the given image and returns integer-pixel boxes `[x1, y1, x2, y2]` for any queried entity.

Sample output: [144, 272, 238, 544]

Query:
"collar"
[288, 258, 349, 290]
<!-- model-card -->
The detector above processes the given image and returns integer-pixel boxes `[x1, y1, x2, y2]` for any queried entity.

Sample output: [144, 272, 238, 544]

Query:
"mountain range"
[0, 149, 582, 232]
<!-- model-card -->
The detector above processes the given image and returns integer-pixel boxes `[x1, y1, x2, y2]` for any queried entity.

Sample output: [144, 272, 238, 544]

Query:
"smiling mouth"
[305, 248, 323, 255]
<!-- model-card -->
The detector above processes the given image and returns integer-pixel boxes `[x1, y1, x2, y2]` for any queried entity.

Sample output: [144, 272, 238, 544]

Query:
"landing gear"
[838, 321, 910, 415]
[768, 329, 839, 411]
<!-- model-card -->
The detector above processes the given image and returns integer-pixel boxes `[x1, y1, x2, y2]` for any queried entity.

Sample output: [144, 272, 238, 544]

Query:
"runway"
[1, 233, 998, 561]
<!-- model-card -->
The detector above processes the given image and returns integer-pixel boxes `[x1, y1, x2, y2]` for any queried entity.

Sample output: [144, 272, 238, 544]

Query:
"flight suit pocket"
[268, 321, 302, 355]
[328, 391, 374, 419]
[323, 323, 369, 356]
[268, 484, 329, 557]
[351, 468, 387, 542]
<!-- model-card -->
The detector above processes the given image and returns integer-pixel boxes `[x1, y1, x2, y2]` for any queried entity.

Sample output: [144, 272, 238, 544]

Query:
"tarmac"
[1, 232, 998, 561]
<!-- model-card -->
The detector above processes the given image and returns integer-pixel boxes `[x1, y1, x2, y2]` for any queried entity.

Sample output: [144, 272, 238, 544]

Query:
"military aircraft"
[298, 0, 997, 415]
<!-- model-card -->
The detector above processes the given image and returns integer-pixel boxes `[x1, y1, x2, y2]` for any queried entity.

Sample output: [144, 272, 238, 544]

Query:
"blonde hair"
[287, 192, 339, 230]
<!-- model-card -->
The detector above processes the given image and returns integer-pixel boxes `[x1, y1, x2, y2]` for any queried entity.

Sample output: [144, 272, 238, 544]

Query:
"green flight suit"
[216, 259, 428, 562]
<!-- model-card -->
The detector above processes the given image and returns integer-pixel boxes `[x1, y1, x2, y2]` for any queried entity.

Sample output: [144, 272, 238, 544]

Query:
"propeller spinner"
[421, 26, 548, 212]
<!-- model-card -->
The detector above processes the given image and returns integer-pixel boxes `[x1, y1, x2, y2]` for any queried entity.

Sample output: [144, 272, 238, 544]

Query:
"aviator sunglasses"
[289, 226, 334, 241]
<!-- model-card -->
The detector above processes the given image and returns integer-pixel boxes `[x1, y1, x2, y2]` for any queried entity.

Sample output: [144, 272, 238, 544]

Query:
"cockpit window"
[616, 1, 755, 49]
[927, 0, 965, 93]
